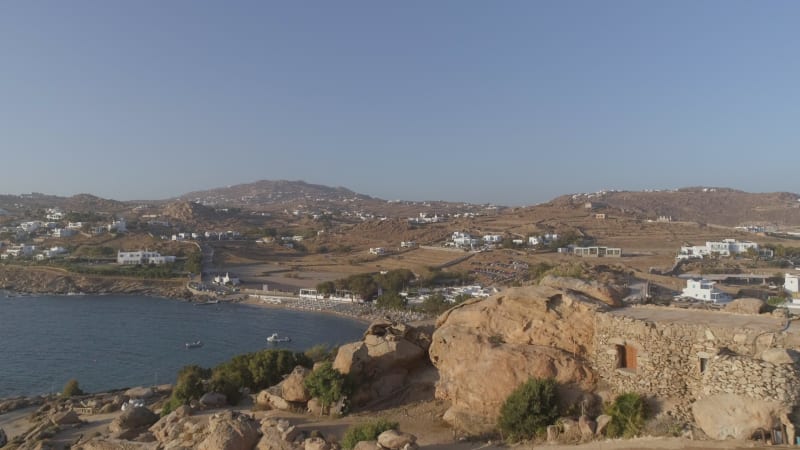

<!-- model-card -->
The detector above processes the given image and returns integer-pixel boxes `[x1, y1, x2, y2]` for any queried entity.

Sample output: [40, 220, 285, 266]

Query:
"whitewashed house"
[117, 250, 175, 265]
[108, 218, 127, 233]
[67, 222, 84, 230]
[5, 244, 36, 257]
[19, 221, 42, 233]
[785, 273, 800, 298]
[680, 278, 731, 303]
[452, 232, 479, 248]
[677, 239, 759, 260]
[51, 228, 76, 238]
[213, 272, 240, 286]
[483, 234, 503, 244]
[369, 247, 386, 256]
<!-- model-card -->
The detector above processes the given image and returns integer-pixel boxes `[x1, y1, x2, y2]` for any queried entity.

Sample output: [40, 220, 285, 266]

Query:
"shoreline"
[239, 295, 433, 325]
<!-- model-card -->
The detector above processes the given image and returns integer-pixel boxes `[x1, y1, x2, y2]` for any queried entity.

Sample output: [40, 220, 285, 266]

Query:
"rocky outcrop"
[280, 366, 312, 403]
[109, 407, 159, 439]
[0, 266, 191, 299]
[197, 411, 260, 450]
[539, 275, 625, 307]
[430, 286, 606, 432]
[333, 320, 432, 407]
[74, 439, 158, 450]
[693, 394, 785, 440]
[199, 392, 227, 408]
[377, 430, 417, 450]
[725, 298, 767, 315]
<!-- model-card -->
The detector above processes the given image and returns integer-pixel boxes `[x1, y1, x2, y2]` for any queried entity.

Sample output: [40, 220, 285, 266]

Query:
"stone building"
[593, 305, 800, 438]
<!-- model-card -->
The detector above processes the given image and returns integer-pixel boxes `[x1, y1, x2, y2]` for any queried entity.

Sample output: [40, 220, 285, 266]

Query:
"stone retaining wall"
[700, 353, 800, 405]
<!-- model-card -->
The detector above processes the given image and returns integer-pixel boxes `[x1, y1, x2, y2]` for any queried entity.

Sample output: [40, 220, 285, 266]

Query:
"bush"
[305, 344, 335, 363]
[340, 419, 398, 450]
[62, 379, 84, 397]
[605, 393, 647, 438]
[304, 362, 350, 413]
[497, 377, 559, 442]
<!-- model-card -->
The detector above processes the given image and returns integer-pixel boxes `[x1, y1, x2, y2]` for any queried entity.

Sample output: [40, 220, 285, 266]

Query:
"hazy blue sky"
[1, 2, 798, 205]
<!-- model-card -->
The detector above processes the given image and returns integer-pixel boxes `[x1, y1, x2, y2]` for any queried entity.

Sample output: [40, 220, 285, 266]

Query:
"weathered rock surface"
[725, 298, 767, 315]
[352, 440, 378, 450]
[760, 348, 797, 365]
[125, 387, 155, 399]
[281, 366, 312, 403]
[333, 320, 432, 407]
[148, 406, 193, 444]
[0, 428, 7, 447]
[304, 436, 330, 450]
[199, 392, 227, 408]
[430, 286, 605, 432]
[377, 429, 416, 450]
[74, 439, 158, 450]
[109, 407, 159, 435]
[539, 275, 625, 307]
[257, 387, 293, 411]
[197, 411, 260, 450]
[257, 419, 301, 450]
[693, 394, 786, 440]
[50, 410, 81, 426]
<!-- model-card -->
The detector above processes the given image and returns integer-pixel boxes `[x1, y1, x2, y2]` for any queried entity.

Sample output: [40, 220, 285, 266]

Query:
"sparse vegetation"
[303, 362, 350, 414]
[62, 379, 84, 397]
[341, 419, 398, 450]
[604, 392, 647, 438]
[497, 377, 559, 442]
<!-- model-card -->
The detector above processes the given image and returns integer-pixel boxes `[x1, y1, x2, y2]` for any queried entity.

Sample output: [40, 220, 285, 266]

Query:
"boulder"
[197, 411, 260, 450]
[353, 441, 378, 450]
[0, 428, 7, 447]
[281, 366, 312, 403]
[332, 342, 370, 376]
[257, 420, 297, 450]
[307, 398, 326, 416]
[258, 388, 292, 411]
[124, 387, 155, 400]
[539, 275, 625, 307]
[149, 405, 194, 444]
[109, 406, 159, 434]
[725, 298, 767, 315]
[73, 438, 158, 450]
[304, 437, 330, 450]
[595, 414, 612, 436]
[199, 392, 227, 408]
[692, 394, 786, 440]
[430, 286, 603, 432]
[377, 430, 416, 450]
[50, 410, 81, 426]
[760, 348, 797, 365]
[578, 415, 596, 438]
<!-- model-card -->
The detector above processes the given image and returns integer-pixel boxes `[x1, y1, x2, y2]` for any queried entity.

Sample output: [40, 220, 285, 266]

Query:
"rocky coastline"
[0, 266, 192, 300]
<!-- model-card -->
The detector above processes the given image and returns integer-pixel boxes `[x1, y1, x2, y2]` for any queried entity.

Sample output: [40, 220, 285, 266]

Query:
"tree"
[498, 377, 559, 442]
[62, 379, 84, 397]
[420, 293, 450, 314]
[316, 281, 336, 296]
[303, 362, 350, 415]
[375, 292, 407, 310]
[171, 365, 210, 405]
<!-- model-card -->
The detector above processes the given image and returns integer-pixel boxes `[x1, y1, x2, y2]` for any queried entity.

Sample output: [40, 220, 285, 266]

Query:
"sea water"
[0, 293, 365, 398]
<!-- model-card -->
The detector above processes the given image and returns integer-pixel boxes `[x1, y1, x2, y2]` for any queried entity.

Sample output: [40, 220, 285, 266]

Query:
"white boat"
[266, 333, 291, 343]
[185, 340, 203, 349]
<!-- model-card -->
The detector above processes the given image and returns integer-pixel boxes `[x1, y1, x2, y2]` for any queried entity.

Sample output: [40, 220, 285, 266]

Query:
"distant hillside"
[176, 179, 377, 209]
[551, 187, 800, 226]
[0, 193, 128, 215]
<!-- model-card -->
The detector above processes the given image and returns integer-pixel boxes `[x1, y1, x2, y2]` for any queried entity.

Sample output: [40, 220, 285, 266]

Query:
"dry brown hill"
[550, 187, 800, 226]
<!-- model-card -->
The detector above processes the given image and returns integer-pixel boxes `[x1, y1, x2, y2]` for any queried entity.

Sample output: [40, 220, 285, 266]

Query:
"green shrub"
[605, 393, 647, 438]
[497, 377, 559, 442]
[340, 419, 398, 450]
[305, 344, 335, 363]
[304, 362, 350, 413]
[62, 379, 84, 397]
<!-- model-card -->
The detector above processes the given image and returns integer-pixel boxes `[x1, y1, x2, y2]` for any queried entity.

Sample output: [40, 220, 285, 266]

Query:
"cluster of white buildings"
[528, 233, 559, 246]
[0, 244, 69, 261]
[451, 232, 481, 249]
[117, 250, 176, 265]
[676, 239, 762, 260]
[408, 213, 444, 225]
[213, 272, 240, 286]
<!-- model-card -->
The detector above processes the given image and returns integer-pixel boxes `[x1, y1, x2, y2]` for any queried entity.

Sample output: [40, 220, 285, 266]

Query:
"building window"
[699, 357, 709, 373]
[616, 344, 637, 370]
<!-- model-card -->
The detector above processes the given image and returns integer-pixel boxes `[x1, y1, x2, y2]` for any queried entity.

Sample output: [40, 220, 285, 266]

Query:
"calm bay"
[0, 293, 366, 398]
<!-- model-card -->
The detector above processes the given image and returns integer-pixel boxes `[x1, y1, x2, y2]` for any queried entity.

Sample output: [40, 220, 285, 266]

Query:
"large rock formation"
[692, 394, 785, 440]
[430, 286, 607, 432]
[333, 320, 432, 406]
[539, 275, 625, 307]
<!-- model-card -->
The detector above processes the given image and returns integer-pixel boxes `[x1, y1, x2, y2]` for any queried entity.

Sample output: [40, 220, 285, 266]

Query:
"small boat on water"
[185, 340, 203, 349]
[195, 300, 220, 306]
[266, 333, 291, 343]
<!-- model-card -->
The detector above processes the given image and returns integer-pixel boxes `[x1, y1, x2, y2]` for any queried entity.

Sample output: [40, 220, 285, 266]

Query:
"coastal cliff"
[0, 266, 191, 299]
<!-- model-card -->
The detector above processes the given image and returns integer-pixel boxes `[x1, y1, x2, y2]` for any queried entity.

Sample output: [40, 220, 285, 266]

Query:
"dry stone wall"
[593, 308, 798, 417]
[700, 353, 800, 405]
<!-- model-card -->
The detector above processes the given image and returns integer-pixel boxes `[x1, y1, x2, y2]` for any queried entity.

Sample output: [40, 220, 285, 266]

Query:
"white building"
[400, 241, 417, 248]
[67, 222, 84, 230]
[369, 247, 386, 256]
[483, 234, 503, 244]
[117, 250, 176, 265]
[19, 221, 42, 233]
[4, 244, 36, 257]
[51, 228, 77, 238]
[680, 278, 731, 303]
[452, 232, 479, 248]
[786, 273, 800, 298]
[213, 272, 240, 286]
[677, 239, 759, 260]
[46, 209, 64, 221]
[572, 246, 621, 257]
[108, 218, 127, 233]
